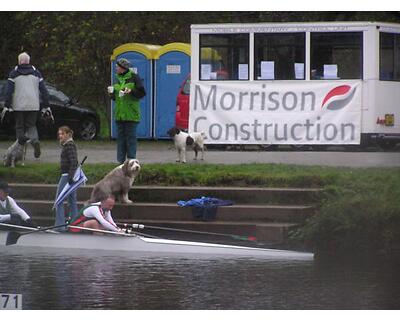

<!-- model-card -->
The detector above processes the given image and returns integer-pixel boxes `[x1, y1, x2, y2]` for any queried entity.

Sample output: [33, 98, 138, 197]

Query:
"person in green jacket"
[108, 58, 146, 164]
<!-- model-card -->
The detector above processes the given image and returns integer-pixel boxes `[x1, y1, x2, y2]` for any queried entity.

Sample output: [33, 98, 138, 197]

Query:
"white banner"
[189, 81, 362, 144]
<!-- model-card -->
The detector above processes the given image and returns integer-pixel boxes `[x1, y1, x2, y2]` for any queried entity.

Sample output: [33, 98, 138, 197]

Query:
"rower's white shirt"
[83, 202, 119, 232]
[0, 196, 30, 222]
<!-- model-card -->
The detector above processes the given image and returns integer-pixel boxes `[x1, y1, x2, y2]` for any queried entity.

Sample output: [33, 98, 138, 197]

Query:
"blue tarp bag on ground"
[177, 197, 234, 221]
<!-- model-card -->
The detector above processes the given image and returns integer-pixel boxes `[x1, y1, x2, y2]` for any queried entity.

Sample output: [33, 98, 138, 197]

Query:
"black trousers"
[14, 111, 39, 143]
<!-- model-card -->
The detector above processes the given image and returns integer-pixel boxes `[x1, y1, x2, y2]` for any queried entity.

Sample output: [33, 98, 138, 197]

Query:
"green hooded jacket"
[112, 69, 143, 122]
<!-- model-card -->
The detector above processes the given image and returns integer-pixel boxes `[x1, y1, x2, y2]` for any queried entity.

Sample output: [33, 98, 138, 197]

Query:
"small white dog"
[3, 136, 29, 168]
[89, 159, 141, 203]
[167, 127, 206, 163]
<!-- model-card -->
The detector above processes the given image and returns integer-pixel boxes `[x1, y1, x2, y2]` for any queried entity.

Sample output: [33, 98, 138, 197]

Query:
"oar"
[117, 222, 258, 242]
[6, 223, 69, 246]
[0, 222, 37, 231]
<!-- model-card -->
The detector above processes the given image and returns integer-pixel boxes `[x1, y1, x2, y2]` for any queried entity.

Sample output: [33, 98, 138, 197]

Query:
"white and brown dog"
[89, 159, 141, 203]
[167, 127, 206, 163]
[3, 136, 29, 168]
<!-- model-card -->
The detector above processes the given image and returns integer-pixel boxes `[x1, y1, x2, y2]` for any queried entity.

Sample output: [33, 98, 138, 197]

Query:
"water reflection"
[0, 247, 399, 310]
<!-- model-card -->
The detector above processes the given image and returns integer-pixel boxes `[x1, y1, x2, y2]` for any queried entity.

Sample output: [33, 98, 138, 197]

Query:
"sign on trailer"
[189, 21, 400, 148]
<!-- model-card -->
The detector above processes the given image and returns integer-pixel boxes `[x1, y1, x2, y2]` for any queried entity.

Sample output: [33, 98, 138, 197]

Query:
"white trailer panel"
[189, 21, 400, 149]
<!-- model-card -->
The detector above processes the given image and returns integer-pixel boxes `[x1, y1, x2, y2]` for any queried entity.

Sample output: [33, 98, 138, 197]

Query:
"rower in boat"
[0, 180, 36, 228]
[69, 195, 123, 233]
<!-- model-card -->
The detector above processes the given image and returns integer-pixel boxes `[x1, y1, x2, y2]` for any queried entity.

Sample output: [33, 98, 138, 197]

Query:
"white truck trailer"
[189, 21, 400, 149]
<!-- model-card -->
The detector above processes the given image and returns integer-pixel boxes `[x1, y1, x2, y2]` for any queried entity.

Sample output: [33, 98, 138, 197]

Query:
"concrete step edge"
[116, 219, 299, 228]
[9, 183, 323, 192]
[18, 200, 315, 210]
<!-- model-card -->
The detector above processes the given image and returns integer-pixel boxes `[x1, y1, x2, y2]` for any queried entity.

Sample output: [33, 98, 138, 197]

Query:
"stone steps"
[10, 183, 321, 204]
[9, 183, 321, 243]
[116, 220, 299, 244]
[18, 200, 314, 223]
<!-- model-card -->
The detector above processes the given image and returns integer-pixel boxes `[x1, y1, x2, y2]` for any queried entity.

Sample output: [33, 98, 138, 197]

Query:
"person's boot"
[33, 141, 41, 158]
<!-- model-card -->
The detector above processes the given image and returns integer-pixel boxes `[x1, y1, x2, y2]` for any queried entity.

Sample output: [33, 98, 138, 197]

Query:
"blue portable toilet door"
[154, 52, 190, 139]
[111, 52, 152, 139]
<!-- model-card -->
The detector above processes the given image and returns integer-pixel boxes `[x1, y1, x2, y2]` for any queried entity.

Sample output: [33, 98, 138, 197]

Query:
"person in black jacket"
[54, 126, 78, 231]
[4, 52, 50, 159]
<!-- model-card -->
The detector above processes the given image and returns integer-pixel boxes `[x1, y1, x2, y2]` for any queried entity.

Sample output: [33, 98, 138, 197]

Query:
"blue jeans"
[55, 174, 78, 231]
[116, 121, 138, 164]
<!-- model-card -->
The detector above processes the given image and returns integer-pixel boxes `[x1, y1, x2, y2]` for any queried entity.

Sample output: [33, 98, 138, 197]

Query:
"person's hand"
[68, 178, 75, 185]
[41, 107, 52, 116]
[24, 218, 37, 228]
[1, 108, 8, 123]
[1, 107, 13, 123]
[118, 88, 131, 97]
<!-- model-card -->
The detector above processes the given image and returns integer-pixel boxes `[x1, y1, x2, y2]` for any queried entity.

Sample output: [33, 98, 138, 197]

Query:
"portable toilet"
[154, 43, 191, 139]
[110, 43, 160, 139]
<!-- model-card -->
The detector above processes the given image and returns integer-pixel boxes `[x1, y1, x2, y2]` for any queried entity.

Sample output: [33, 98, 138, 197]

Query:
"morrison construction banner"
[189, 81, 362, 144]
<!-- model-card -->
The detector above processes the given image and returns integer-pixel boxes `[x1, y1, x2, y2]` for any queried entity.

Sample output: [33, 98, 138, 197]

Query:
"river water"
[0, 247, 399, 310]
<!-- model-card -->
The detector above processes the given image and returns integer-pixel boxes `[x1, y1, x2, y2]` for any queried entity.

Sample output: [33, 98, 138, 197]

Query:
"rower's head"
[0, 180, 10, 200]
[101, 195, 115, 211]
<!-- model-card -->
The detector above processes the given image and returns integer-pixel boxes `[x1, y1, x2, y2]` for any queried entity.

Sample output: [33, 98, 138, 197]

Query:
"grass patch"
[0, 162, 337, 187]
[290, 167, 400, 257]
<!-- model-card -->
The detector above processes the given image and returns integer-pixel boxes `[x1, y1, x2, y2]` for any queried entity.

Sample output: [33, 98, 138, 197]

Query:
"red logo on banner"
[321, 85, 356, 110]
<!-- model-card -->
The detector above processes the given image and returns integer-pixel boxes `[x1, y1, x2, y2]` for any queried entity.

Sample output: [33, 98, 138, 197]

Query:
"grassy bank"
[0, 162, 336, 187]
[1, 163, 400, 257]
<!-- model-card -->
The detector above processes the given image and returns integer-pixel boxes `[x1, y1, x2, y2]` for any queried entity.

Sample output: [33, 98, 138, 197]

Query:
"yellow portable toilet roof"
[154, 42, 191, 59]
[201, 47, 222, 61]
[111, 43, 161, 60]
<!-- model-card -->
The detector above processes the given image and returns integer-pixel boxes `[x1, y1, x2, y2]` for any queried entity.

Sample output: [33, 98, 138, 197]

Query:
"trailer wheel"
[259, 144, 278, 151]
[377, 140, 398, 151]
[311, 145, 328, 151]
[290, 145, 312, 151]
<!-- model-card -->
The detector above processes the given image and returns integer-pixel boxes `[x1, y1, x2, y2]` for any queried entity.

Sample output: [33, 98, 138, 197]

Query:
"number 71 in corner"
[1, 293, 22, 310]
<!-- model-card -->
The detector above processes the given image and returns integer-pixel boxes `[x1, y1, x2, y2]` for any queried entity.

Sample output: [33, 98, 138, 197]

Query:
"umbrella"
[53, 156, 87, 209]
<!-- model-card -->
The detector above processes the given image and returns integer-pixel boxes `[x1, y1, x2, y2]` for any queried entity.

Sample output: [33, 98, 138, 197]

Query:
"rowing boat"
[0, 224, 314, 260]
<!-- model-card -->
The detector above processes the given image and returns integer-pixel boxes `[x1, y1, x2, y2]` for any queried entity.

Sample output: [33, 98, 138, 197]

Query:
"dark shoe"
[33, 142, 41, 158]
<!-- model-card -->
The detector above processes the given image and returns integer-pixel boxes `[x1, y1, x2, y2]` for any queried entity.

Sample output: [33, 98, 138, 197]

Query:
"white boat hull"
[0, 230, 313, 260]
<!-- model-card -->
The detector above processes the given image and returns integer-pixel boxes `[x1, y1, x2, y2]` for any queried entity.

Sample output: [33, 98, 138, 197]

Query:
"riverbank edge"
[1, 162, 400, 259]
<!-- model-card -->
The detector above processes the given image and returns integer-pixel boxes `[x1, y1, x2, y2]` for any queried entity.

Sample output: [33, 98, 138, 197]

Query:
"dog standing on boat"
[89, 159, 141, 203]
[3, 136, 30, 167]
[167, 127, 206, 163]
